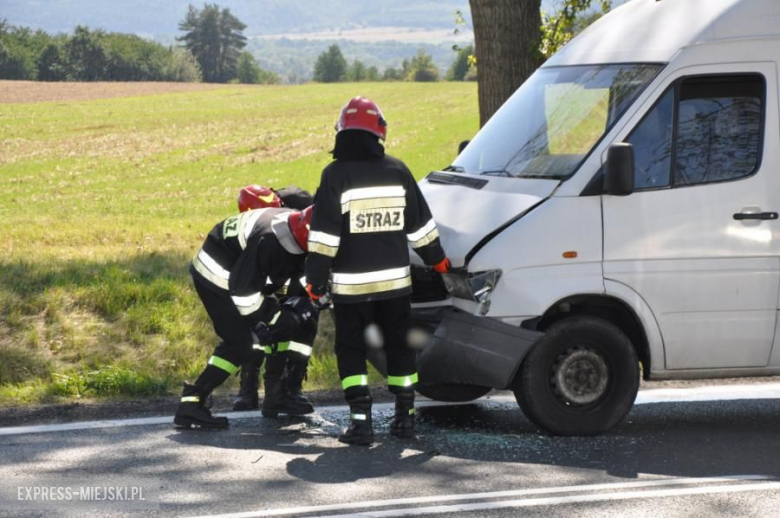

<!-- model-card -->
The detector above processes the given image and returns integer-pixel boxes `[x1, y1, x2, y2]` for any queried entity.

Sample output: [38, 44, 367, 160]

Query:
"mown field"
[0, 80, 479, 406]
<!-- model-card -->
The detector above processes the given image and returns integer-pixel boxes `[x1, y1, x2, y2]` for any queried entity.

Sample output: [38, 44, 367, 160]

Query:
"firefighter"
[233, 184, 317, 417]
[305, 96, 450, 446]
[173, 205, 313, 429]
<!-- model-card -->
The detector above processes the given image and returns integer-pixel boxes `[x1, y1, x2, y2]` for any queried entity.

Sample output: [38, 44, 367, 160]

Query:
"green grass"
[0, 82, 479, 406]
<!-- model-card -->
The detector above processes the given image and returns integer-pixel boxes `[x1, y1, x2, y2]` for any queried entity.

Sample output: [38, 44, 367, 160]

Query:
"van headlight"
[441, 270, 502, 306]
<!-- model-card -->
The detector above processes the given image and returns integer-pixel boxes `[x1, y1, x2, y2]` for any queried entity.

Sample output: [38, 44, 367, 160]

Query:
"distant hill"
[2, 1, 632, 37]
[2, 0, 630, 83]
[3, 1, 633, 37]
[2, 0, 470, 36]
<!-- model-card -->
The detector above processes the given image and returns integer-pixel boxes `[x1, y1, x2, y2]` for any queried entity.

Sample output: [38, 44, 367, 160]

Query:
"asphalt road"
[1, 385, 780, 517]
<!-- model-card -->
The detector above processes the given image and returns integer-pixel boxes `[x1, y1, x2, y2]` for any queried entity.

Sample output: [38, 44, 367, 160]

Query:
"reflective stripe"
[192, 250, 230, 290]
[347, 197, 406, 213]
[263, 345, 273, 354]
[252, 344, 263, 351]
[276, 342, 290, 352]
[231, 292, 264, 316]
[387, 373, 419, 387]
[332, 266, 410, 285]
[410, 227, 439, 249]
[237, 209, 265, 250]
[333, 276, 411, 296]
[407, 219, 437, 242]
[341, 186, 406, 214]
[181, 396, 200, 403]
[309, 242, 339, 258]
[308, 230, 341, 257]
[342, 374, 368, 390]
[350, 413, 368, 421]
[407, 219, 440, 249]
[288, 341, 313, 356]
[332, 267, 411, 296]
[270, 311, 282, 325]
[208, 355, 238, 375]
[309, 231, 341, 247]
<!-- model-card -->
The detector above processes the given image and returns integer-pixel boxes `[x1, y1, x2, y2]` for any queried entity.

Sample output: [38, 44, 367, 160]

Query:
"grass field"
[0, 80, 479, 406]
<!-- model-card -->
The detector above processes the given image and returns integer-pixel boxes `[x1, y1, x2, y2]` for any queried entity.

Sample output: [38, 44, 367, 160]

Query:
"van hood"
[415, 172, 560, 268]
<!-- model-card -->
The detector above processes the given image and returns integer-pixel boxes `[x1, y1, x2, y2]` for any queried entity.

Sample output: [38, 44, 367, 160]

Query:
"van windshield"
[452, 64, 663, 179]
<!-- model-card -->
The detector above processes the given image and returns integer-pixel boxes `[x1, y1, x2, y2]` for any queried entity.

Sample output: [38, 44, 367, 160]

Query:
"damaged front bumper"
[412, 307, 543, 390]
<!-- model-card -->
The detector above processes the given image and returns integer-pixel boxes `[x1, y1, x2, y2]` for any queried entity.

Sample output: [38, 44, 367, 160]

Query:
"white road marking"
[183, 476, 775, 518]
[310, 482, 780, 518]
[2, 383, 780, 436]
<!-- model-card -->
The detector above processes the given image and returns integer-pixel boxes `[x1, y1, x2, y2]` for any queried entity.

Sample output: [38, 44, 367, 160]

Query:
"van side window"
[626, 89, 674, 189]
[625, 74, 764, 191]
[675, 76, 763, 186]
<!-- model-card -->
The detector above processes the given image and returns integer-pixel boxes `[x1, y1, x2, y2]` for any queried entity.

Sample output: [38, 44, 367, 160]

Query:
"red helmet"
[238, 185, 282, 212]
[336, 96, 387, 140]
[288, 205, 313, 251]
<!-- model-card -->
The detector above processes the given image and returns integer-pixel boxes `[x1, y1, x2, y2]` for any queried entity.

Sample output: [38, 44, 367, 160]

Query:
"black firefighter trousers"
[192, 275, 255, 394]
[333, 296, 418, 401]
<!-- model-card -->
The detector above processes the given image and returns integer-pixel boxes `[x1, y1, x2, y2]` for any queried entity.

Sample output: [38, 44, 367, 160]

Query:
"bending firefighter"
[232, 184, 317, 417]
[305, 96, 450, 445]
[174, 203, 315, 429]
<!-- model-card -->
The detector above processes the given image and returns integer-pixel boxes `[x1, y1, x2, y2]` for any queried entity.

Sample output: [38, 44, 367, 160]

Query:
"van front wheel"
[514, 316, 639, 436]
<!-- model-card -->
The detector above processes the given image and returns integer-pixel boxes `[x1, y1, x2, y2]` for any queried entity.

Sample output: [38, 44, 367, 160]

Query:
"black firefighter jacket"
[190, 207, 305, 323]
[305, 154, 446, 304]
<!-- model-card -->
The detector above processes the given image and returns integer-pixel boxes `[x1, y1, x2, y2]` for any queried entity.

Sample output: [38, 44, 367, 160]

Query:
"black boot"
[283, 355, 314, 415]
[174, 382, 229, 429]
[389, 392, 416, 439]
[233, 350, 264, 411]
[263, 351, 313, 417]
[338, 396, 374, 446]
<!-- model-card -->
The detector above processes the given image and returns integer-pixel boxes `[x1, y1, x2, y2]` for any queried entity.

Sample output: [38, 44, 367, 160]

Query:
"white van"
[409, 0, 780, 436]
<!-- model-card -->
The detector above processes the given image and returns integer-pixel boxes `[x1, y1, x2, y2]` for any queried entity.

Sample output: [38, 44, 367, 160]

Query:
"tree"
[164, 47, 202, 82]
[406, 49, 439, 82]
[178, 3, 247, 83]
[365, 65, 380, 82]
[469, 0, 541, 126]
[382, 66, 402, 81]
[447, 44, 474, 81]
[469, 0, 611, 126]
[37, 43, 67, 81]
[64, 26, 108, 81]
[313, 44, 346, 83]
[233, 51, 278, 84]
[345, 59, 366, 82]
[541, 0, 610, 58]
[235, 50, 261, 83]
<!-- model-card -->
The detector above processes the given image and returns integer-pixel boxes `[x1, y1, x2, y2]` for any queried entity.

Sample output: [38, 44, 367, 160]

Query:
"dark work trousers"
[192, 274, 255, 379]
[333, 296, 417, 400]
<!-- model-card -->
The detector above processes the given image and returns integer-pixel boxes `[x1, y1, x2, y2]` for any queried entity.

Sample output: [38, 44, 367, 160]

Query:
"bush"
[406, 49, 439, 82]
[164, 47, 202, 82]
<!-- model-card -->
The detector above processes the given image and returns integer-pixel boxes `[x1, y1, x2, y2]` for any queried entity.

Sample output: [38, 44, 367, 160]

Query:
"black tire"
[417, 382, 491, 402]
[515, 315, 639, 436]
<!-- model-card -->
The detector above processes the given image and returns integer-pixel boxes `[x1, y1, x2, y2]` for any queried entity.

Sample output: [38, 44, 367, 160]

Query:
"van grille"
[410, 266, 449, 303]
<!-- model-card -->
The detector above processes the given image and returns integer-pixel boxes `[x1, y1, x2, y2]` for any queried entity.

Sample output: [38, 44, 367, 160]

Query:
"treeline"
[0, 5, 278, 84]
[313, 44, 475, 83]
[0, 22, 203, 82]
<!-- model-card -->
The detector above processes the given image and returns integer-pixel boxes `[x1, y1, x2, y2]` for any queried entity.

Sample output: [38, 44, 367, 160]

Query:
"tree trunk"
[470, 0, 542, 127]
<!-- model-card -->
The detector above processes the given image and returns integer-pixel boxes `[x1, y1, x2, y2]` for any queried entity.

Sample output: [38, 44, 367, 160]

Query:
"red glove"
[433, 257, 451, 274]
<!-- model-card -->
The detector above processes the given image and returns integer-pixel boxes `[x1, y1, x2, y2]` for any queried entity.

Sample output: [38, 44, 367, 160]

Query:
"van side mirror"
[458, 140, 470, 155]
[604, 143, 634, 196]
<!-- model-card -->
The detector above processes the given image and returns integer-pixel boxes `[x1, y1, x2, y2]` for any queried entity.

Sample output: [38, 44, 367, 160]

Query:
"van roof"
[544, 0, 780, 67]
